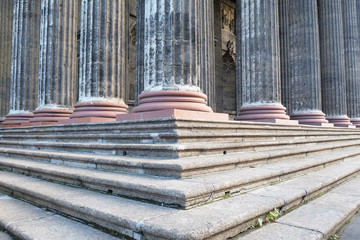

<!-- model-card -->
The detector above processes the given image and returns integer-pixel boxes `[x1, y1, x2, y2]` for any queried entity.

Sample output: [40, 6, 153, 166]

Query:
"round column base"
[70, 101, 128, 119]
[290, 112, 329, 125]
[350, 119, 360, 127]
[2, 113, 33, 125]
[235, 105, 290, 121]
[133, 91, 213, 113]
[30, 109, 73, 123]
[326, 116, 354, 127]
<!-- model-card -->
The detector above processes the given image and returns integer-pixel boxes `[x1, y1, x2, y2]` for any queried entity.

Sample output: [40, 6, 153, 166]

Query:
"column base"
[290, 112, 333, 127]
[350, 119, 360, 128]
[133, 91, 213, 113]
[59, 101, 128, 124]
[235, 105, 297, 125]
[29, 109, 73, 126]
[2, 113, 33, 126]
[116, 109, 228, 122]
[326, 116, 355, 128]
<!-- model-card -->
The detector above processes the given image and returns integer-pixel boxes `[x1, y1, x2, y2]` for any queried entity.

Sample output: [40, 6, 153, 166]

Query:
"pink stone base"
[133, 91, 213, 113]
[290, 112, 333, 127]
[30, 109, 73, 125]
[116, 109, 229, 122]
[326, 116, 355, 128]
[58, 117, 117, 124]
[235, 105, 296, 125]
[62, 101, 129, 124]
[350, 119, 360, 128]
[2, 113, 33, 126]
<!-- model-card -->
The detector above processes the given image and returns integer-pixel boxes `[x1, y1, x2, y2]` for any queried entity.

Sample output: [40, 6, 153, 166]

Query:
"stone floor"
[339, 211, 360, 240]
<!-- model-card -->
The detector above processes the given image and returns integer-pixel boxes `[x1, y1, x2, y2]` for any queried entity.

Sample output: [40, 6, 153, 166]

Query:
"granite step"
[0, 192, 120, 240]
[0, 147, 359, 208]
[0, 157, 359, 239]
[238, 176, 360, 240]
[0, 231, 13, 240]
[0, 138, 358, 178]
[0, 135, 359, 158]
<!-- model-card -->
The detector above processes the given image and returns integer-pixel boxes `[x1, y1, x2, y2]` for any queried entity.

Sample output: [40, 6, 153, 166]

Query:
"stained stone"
[3, 0, 41, 125]
[132, 0, 216, 114]
[318, 0, 353, 127]
[280, 0, 329, 126]
[236, 0, 291, 122]
[64, 0, 129, 122]
[31, 0, 79, 124]
[342, 0, 360, 127]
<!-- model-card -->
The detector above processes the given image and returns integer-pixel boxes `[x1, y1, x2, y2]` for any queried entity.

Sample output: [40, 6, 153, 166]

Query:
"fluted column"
[0, 0, 14, 123]
[280, 0, 330, 126]
[318, 0, 353, 127]
[66, 0, 129, 123]
[236, 0, 293, 124]
[132, 0, 215, 114]
[135, 0, 145, 106]
[30, 0, 78, 125]
[3, 0, 41, 126]
[342, 0, 360, 127]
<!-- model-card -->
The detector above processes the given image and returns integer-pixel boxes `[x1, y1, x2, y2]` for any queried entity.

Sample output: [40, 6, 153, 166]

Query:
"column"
[0, 0, 14, 123]
[3, 0, 41, 126]
[64, 0, 129, 123]
[280, 0, 331, 126]
[342, 0, 360, 127]
[135, 0, 145, 106]
[235, 0, 294, 124]
[30, 0, 78, 125]
[124, 0, 227, 121]
[318, 0, 353, 127]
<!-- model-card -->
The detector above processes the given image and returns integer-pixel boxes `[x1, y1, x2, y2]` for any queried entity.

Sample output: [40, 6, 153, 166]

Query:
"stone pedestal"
[235, 0, 293, 124]
[126, 0, 224, 121]
[66, 0, 129, 123]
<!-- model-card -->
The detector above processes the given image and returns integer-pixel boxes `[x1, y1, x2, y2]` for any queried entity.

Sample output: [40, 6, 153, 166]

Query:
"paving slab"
[340, 211, 360, 240]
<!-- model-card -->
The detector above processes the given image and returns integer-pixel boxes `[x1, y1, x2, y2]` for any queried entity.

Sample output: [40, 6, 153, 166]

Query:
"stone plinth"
[29, 109, 73, 126]
[2, 113, 33, 126]
[326, 116, 355, 128]
[290, 112, 334, 127]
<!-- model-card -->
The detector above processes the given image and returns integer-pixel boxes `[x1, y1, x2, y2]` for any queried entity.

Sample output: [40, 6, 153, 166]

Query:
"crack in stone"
[5, 213, 56, 229]
[276, 221, 325, 237]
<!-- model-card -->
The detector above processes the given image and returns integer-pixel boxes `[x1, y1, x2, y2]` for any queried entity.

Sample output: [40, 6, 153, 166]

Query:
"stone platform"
[0, 118, 359, 239]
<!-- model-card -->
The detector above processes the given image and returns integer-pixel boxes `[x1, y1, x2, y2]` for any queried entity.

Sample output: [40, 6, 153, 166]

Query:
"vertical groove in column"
[318, 0, 352, 126]
[31, 0, 78, 124]
[0, 0, 14, 121]
[236, 0, 290, 122]
[132, 0, 214, 114]
[3, 0, 41, 125]
[67, 0, 128, 122]
[279, 0, 290, 113]
[135, 0, 145, 105]
[281, 0, 329, 125]
[342, 0, 360, 126]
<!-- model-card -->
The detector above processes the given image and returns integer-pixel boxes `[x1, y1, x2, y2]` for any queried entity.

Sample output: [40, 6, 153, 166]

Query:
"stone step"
[0, 139, 358, 178]
[0, 147, 359, 208]
[238, 176, 360, 240]
[0, 157, 359, 239]
[0, 135, 359, 158]
[0, 231, 13, 240]
[0, 193, 120, 240]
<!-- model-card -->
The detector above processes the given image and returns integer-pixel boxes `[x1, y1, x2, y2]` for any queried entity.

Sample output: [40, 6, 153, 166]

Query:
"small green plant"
[224, 192, 231, 199]
[111, 230, 119, 236]
[266, 208, 280, 222]
[257, 218, 263, 227]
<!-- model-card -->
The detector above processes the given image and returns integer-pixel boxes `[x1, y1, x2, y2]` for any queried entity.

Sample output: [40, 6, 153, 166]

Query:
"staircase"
[0, 118, 360, 239]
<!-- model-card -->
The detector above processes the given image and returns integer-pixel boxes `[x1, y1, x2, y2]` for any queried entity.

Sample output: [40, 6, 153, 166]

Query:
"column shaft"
[31, 0, 78, 124]
[342, 0, 360, 127]
[281, 0, 329, 125]
[318, 0, 352, 127]
[3, 0, 41, 125]
[0, 0, 14, 122]
[135, 0, 145, 106]
[132, 0, 215, 114]
[236, 0, 291, 123]
[67, 0, 129, 122]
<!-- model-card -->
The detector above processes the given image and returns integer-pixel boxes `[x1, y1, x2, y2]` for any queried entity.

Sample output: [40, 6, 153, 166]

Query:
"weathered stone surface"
[340, 212, 360, 240]
[318, 0, 352, 126]
[0, 232, 13, 240]
[37, 0, 78, 111]
[0, 193, 119, 240]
